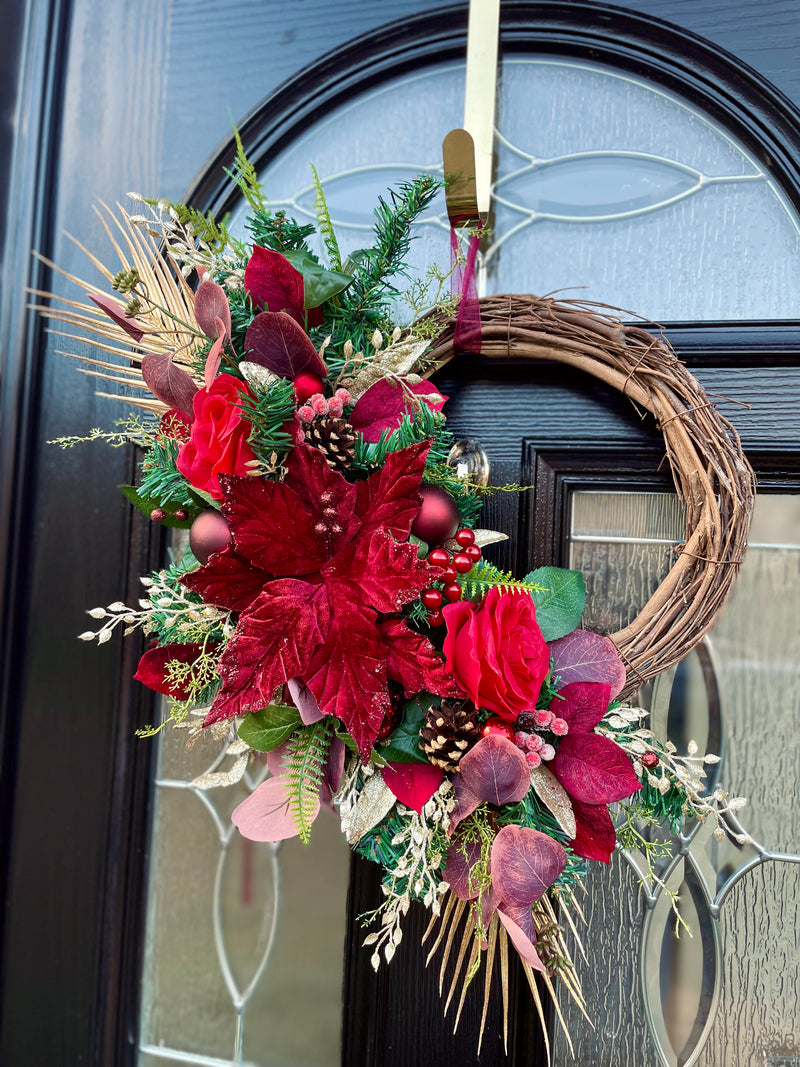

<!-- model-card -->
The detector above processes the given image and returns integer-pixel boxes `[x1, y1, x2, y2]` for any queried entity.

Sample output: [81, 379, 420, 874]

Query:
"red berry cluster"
[420, 528, 482, 627]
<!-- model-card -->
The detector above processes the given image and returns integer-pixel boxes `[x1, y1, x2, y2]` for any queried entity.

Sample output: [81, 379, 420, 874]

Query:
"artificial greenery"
[138, 435, 205, 510]
[283, 719, 334, 843]
[311, 163, 342, 272]
[459, 559, 547, 601]
[237, 376, 296, 462]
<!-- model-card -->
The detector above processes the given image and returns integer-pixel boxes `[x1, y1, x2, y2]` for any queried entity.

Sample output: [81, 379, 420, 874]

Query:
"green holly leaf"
[238, 704, 302, 752]
[376, 698, 430, 764]
[118, 485, 196, 528]
[524, 566, 586, 641]
[283, 250, 352, 307]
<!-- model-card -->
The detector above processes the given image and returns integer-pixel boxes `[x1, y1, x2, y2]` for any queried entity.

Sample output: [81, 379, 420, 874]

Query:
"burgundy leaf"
[449, 773, 482, 834]
[141, 351, 198, 418]
[443, 836, 484, 900]
[221, 475, 327, 577]
[134, 642, 216, 700]
[206, 581, 328, 724]
[349, 378, 448, 443]
[194, 278, 231, 340]
[378, 618, 465, 699]
[552, 732, 641, 805]
[356, 441, 431, 540]
[550, 681, 612, 735]
[497, 907, 545, 972]
[231, 776, 315, 842]
[549, 631, 626, 699]
[323, 736, 346, 798]
[382, 762, 444, 812]
[180, 546, 271, 612]
[570, 799, 618, 863]
[490, 824, 567, 906]
[244, 246, 305, 320]
[244, 311, 326, 379]
[203, 321, 226, 390]
[89, 292, 145, 342]
[458, 734, 531, 807]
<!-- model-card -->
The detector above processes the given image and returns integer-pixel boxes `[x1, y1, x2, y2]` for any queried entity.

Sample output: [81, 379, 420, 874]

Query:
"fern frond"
[283, 719, 333, 843]
[311, 165, 341, 271]
[460, 560, 545, 601]
[225, 126, 267, 214]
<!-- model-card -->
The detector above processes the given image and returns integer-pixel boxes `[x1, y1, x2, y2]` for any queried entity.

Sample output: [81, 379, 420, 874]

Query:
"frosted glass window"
[240, 59, 800, 320]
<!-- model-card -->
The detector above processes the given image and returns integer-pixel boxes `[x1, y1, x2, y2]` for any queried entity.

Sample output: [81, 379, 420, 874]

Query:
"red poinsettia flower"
[181, 440, 462, 758]
[549, 681, 641, 862]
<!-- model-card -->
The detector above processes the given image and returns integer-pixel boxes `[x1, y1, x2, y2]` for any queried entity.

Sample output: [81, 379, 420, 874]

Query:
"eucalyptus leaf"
[524, 566, 586, 641]
[283, 250, 352, 306]
[376, 698, 429, 764]
[118, 485, 195, 528]
[238, 704, 302, 752]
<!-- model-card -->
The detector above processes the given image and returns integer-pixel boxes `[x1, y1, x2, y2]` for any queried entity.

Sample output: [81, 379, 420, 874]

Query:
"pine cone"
[420, 699, 481, 771]
[304, 415, 357, 471]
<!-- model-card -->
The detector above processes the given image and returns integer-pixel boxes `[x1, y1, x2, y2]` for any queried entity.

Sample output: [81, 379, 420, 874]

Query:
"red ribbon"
[450, 226, 482, 355]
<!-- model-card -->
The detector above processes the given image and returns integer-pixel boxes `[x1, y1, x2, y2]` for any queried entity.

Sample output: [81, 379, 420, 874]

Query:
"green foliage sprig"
[226, 126, 268, 215]
[459, 559, 546, 601]
[139, 434, 202, 509]
[283, 719, 334, 843]
[311, 164, 342, 271]
[248, 209, 317, 255]
[237, 376, 296, 463]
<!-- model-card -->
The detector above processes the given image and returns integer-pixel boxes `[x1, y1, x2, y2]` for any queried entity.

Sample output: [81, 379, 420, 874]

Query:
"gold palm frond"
[29, 202, 203, 412]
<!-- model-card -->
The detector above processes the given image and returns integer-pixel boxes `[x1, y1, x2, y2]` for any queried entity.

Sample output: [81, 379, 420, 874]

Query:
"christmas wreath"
[40, 149, 755, 1056]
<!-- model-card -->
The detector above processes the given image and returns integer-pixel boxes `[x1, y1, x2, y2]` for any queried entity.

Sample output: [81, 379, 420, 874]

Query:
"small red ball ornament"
[452, 552, 473, 574]
[427, 610, 445, 627]
[293, 371, 325, 403]
[411, 486, 459, 547]
[465, 543, 482, 563]
[481, 716, 516, 741]
[190, 509, 233, 565]
[455, 528, 475, 547]
[441, 566, 457, 584]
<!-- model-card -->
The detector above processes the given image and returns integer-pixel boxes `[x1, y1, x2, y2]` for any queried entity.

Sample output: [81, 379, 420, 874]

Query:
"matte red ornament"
[481, 716, 516, 741]
[294, 371, 325, 402]
[455, 528, 475, 547]
[190, 509, 233, 565]
[410, 486, 459, 547]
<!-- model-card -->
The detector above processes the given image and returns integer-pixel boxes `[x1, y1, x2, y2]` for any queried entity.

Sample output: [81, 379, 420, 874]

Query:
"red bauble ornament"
[441, 566, 457, 584]
[452, 552, 473, 574]
[427, 610, 445, 627]
[442, 582, 462, 602]
[455, 528, 475, 547]
[465, 543, 482, 563]
[190, 509, 233, 565]
[481, 716, 516, 741]
[410, 486, 459, 547]
[428, 547, 450, 569]
[421, 588, 443, 610]
[293, 371, 325, 403]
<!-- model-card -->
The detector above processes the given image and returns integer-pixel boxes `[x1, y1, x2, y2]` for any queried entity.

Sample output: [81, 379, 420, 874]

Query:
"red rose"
[177, 374, 256, 499]
[442, 587, 550, 721]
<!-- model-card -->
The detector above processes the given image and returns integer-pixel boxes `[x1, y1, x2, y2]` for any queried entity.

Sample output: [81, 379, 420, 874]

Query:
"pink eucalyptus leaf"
[490, 824, 567, 907]
[194, 278, 231, 341]
[443, 837, 483, 900]
[232, 776, 317, 842]
[287, 677, 325, 725]
[570, 799, 618, 863]
[141, 351, 198, 418]
[89, 292, 145, 342]
[549, 631, 626, 699]
[552, 732, 641, 805]
[244, 311, 326, 380]
[382, 762, 443, 813]
[550, 680, 612, 734]
[203, 323, 226, 390]
[497, 906, 545, 972]
[458, 734, 531, 807]
[323, 736, 345, 798]
[448, 773, 481, 835]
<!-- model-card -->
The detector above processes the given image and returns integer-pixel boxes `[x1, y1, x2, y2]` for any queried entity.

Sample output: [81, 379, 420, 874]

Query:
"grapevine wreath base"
[38, 169, 756, 1056]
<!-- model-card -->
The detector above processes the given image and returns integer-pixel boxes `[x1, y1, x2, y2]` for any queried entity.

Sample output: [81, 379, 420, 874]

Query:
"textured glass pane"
[238, 58, 800, 320]
[551, 491, 800, 1067]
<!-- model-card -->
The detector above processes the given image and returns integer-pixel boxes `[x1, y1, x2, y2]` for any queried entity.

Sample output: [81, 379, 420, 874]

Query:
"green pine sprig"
[138, 435, 202, 509]
[237, 377, 296, 463]
[248, 209, 316, 255]
[283, 719, 334, 843]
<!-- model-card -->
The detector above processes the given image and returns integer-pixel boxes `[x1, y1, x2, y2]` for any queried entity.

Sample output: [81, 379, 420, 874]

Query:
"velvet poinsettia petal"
[323, 531, 433, 614]
[303, 603, 390, 760]
[180, 546, 271, 612]
[232, 775, 317, 842]
[283, 441, 360, 550]
[194, 278, 231, 341]
[355, 441, 430, 540]
[549, 631, 626, 699]
[552, 732, 642, 805]
[206, 580, 329, 724]
[458, 734, 531, 807]
[550, 680, 612, 734]
[141, 351, 198, 419]
[497, 906, 545, 972]
[220, 475, 327, 577]
[569, 799, 618, 863]
[244, 247, 305, 320]
[377, 618, 465, 698]
[134, 642, 215, 700]
[89, 292, 145, 342]
[382, 762, 444, 812]
[244, 311, 327, 379]
[490, 825, 567, 907]
[349, 378, 449, 442]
